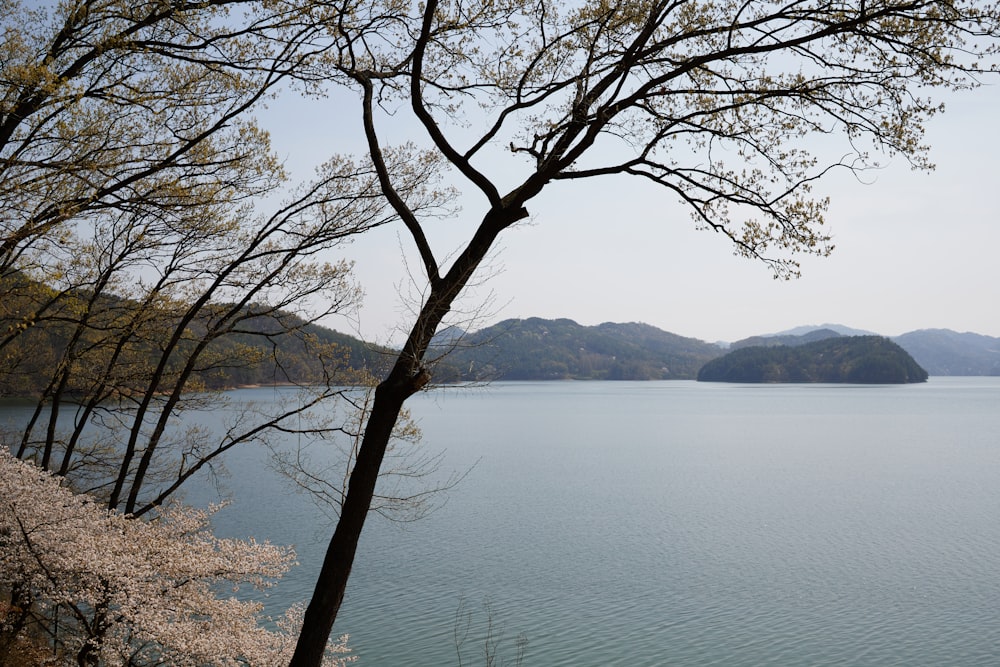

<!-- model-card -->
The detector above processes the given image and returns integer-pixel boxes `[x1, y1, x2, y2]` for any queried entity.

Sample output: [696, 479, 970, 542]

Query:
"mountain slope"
[729, 325, 1000, 377]
[731, 328, 843, 349]
[434, 318, 724, 381]
[893, 329, 1000, 376]
[0, 274, 387, 396]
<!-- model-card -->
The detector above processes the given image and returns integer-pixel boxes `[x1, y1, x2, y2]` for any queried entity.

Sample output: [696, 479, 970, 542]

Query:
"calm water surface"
[8, 378, 1000, 665]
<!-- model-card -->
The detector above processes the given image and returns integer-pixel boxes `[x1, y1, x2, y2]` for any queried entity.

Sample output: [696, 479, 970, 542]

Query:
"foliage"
[0, 450, 355, 666]
[0, 0, 448, 662]
[0, 274, 388, 398]
[3, 0, 999, 663]
[0, 0, 443, 520]
[697, 336, 929, 383]
[0, 2, 392, 659]
[0, 0, 285, 274]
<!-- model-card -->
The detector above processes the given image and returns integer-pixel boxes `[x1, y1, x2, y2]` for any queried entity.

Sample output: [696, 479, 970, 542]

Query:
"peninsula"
[696, 336, 928, 384]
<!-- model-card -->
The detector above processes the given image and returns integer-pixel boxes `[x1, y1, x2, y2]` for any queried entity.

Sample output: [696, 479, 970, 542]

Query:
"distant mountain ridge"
[431, 319, 1000, 380]
[893, 329, 1000, 376]
[767, 324, 877, 337]
[6, 293, 996, 394]
[730, 327, 844, 349]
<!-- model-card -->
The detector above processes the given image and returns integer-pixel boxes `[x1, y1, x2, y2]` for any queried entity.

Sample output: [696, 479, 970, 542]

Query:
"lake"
[8, 378, 1000, 665]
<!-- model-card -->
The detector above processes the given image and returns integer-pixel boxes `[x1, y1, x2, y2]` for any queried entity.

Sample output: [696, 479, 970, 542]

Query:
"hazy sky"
[262, 79, 1000, 345]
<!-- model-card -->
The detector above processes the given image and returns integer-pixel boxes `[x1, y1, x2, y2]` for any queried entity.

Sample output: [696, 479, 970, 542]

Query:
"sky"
[260, 77, 1000, 346]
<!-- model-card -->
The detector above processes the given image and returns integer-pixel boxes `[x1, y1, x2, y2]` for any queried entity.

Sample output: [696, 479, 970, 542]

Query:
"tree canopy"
[0, 0, 424, 519]
[283, 0, 1000, 663]
[3, 0, 1000, 664]
[697, 335, 929, 383]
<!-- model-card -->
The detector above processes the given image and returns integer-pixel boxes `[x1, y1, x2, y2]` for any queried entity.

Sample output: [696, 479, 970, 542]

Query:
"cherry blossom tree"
[0, 450, 355, 666]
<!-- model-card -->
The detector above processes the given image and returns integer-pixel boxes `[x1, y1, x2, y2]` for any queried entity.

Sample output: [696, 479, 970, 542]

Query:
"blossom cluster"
[0, 451, 353, 666]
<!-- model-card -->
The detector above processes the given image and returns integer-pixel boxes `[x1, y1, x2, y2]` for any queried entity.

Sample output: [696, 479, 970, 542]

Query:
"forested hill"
[5, 282, 996, 396]
[432, 318, 724, 381]
[1, 313, 392, 397]
[730, 327, 1000, 376]
[697, 336, 929, 384]
[0, 274, 392, 397]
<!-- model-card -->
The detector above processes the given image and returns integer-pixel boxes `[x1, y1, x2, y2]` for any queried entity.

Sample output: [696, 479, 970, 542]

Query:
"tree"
[0, 143, 408, 515]
[1, 3, 460, 660]
[0, 0, 447, 516]
[0, 450, 356, 666]
[287, 0, 1000, 663]
[0, 0, 281, 274]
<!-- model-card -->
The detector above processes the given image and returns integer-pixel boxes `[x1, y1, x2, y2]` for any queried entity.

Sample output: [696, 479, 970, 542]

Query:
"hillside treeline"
[697, 336, 929, 384]
[0, 273, 387, 399]
[433, 318, 724, 381]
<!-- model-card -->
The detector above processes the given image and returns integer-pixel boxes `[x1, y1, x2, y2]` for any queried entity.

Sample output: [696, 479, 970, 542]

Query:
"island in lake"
[697, 336, 929, 384]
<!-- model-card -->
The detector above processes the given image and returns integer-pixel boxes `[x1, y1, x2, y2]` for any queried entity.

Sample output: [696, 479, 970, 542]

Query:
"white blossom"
[0, 451, 354, 666]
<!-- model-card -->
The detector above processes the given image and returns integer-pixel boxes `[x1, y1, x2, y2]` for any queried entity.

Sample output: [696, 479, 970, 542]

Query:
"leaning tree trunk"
[288, 205, 526, 666]
[288, 375, 414, 666]
[288, 290, 449, 666]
